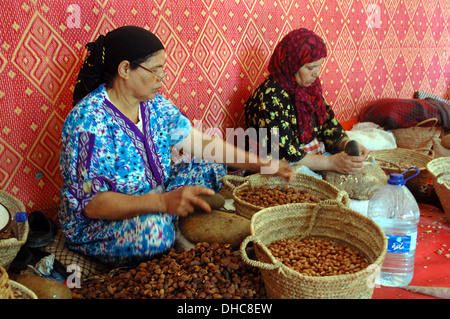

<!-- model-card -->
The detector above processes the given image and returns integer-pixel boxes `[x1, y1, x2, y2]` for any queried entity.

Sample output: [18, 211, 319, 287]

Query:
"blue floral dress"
[59, 84, 226, 266]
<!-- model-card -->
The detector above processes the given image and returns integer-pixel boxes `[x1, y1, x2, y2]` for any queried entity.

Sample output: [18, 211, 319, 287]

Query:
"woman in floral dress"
[60, 26, 293, 266]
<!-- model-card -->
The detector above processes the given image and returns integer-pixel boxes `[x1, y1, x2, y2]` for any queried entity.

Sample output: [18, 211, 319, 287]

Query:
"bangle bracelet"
[341, 139, 350, 151]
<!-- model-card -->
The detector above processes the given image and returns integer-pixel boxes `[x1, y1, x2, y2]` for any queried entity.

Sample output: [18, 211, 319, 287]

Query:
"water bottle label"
[386, 233, 416, 253]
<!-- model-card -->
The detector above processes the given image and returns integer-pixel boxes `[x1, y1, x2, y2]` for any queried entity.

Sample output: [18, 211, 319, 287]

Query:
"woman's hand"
[260, 158, 295, 181]
[277, 159, 296, 181]
[357, 142, 370, 159]
[330, 139, 369, 174]
[329, 152, 366, 175]
[340, 138, 369, 159]
[162, 186, 215, 217]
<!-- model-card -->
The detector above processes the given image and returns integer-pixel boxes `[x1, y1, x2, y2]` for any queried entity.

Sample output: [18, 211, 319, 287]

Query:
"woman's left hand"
[330, 152, 366, 175]
[162, 186, 215, 217]
[357, 142, 370, 159]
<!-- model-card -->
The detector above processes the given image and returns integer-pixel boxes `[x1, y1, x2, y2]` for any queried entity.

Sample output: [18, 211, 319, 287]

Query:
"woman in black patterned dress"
[245, 28, 368, 175]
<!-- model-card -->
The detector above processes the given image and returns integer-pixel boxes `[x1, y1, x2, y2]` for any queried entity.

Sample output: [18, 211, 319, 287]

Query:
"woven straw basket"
[0, 191, 29, 270]
[432, 138, 450, 158]
[0, 266, 13, 299]
[9, 280, 38, 299]
[240, 200, 387, 299]
[392, 118, 442, 151]
[427, 157, 450, 221]
[0, 266, 38, 299]
[371, 148, 434, 186]
[231, 173, 350, 220]
[220, 174, 249, 199]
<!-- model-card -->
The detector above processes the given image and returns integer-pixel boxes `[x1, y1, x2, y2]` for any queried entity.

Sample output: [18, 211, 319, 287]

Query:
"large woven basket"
[0, 191, 29, 270]
[427, 157, 450, 221]
[240, 200, 387, 299]
[371, 148, 434, 186]
[392, 118, 442, 151]
[231, 173, 350, 219]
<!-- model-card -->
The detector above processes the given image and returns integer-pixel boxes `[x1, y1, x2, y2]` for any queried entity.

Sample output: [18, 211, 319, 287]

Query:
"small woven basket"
[240, 200, 387, 299]
[371, 148, 434, 186]
[392, 118, 442, 151]
[220, 174, 248, 199]
[0, 191, 29, 270]
[432, 138, 450, 158]
[231, 173, 350, 219]
[427, 157, 450, 221]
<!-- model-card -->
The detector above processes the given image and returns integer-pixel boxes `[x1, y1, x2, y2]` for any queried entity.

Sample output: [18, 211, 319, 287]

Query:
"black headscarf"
[73, 26, 165, 106]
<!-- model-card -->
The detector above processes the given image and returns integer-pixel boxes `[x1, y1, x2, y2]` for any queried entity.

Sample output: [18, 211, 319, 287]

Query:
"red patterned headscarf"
[268, 28, 327, 143]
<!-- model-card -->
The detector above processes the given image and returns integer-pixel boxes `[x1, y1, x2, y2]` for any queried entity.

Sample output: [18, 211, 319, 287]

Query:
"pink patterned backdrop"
[1, 0, 449, 217]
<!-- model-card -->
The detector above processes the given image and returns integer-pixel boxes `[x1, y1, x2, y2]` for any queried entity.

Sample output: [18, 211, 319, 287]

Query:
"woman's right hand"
[162, 186, 215, 217]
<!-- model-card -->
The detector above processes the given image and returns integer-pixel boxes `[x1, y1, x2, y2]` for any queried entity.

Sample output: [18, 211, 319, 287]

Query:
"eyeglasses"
[137, 64, 167, 82]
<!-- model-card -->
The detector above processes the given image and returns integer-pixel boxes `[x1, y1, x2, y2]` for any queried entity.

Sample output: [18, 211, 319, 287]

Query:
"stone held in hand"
[345, 140, 360, 156]
[193, 193, 225, 212]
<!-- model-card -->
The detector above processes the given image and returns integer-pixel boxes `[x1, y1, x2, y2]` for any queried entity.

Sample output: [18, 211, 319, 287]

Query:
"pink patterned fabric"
[1, 1, 449, 215]
[299, 138, 326, 155]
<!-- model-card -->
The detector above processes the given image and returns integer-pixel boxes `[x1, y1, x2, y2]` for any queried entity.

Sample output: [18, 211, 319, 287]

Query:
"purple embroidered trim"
[102, 99, 163, 188]
[68, 176, 117, 219]
[77, 131, 96, 178]
[141, 102, 165, 184]
[70, 131, 118, 219]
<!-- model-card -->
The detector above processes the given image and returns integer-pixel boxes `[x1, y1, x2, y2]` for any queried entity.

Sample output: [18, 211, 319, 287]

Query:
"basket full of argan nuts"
[232, 173, 350, 219]
[240, 199, 387, 299]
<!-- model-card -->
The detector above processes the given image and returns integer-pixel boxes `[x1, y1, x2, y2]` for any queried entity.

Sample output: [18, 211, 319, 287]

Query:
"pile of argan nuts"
[72, 242, 266, 299]
[236, 186, 321, 208]
[268, 238, 371, 277]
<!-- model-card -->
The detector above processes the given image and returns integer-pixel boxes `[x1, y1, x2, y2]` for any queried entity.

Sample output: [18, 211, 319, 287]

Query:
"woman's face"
[295, 58, 324, 87]
[129, 49, 166, 101]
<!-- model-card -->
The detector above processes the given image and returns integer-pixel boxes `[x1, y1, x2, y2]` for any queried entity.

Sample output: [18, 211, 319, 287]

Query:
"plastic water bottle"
[367, 167, 420, 287]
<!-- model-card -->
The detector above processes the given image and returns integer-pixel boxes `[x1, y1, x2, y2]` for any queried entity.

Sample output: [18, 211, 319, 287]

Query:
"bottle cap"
[387, 173, 405, 185]
[15, 212, 27, 222]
